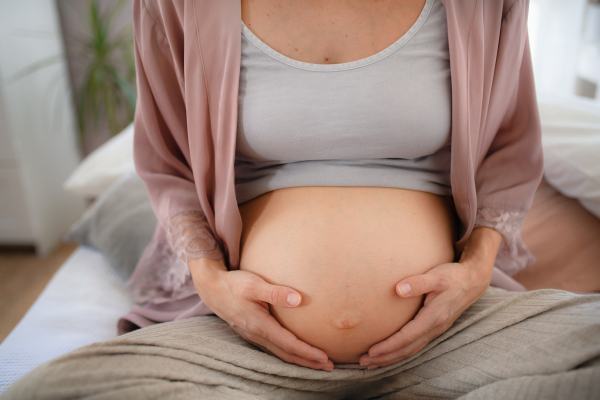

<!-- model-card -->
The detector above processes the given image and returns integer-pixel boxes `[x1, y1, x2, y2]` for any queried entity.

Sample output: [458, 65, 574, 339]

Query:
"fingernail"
[287, 293, 300, 306]
[367, 365, 380, 370]
[316, 357, 328, 364]
[323, 366, 334, 372]
[369, 353, 381, 357]
[360, 361, 372, 367]
[398, 283, 411, 296]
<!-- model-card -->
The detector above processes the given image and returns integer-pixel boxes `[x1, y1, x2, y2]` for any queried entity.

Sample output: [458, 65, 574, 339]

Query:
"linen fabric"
[3, 287, 600, 399]
[235, 0, 453, 205]
[130, 0, 543, 279]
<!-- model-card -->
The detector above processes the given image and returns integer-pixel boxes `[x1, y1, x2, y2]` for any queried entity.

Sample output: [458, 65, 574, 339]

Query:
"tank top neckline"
[240, 0, 433, 72]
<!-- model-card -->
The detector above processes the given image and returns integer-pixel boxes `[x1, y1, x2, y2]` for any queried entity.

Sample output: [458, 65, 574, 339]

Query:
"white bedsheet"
[0, 245, 134, 394]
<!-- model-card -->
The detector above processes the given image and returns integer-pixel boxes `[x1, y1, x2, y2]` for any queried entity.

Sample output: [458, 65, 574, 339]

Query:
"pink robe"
[119, 0, 543, 334]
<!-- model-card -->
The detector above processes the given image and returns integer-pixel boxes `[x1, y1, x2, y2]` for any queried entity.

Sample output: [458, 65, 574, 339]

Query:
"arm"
[359, 227, 501, 369]
[459, 227, 504, 269]
[359, 1, 542, 369]
[472, 4, 544, 276]
[131, 0, 332, 371]
[132, 0, 221, 265]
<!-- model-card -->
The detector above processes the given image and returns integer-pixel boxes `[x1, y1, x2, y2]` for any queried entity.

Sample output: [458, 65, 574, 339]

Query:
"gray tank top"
[235, 0, 452, 205]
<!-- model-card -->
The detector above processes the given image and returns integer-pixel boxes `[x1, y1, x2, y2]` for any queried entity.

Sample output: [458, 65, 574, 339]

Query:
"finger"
[364, 329, 440, 368]
[251, 341, 277, 357]
[251, 337, 334, 372]
[248, 280, 302, 308]
[396, 270, 446, 298]
[360, 316, 444, 367]
[248, 310, 331, 364]
[365, 302, 442, 357]
[235, 330, 333, 371]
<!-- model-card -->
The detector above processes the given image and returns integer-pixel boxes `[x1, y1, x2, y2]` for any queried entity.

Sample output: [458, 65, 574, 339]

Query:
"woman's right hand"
[189, 257, 334, 372]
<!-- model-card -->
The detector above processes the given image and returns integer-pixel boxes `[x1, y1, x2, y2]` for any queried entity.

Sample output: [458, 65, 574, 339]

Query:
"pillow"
[543, 134, 600, 218]
[63, 172, 157, 279]
[63, 122, 136, 198]
[538, 93, 600, 219]
[515, 177, 600, 293]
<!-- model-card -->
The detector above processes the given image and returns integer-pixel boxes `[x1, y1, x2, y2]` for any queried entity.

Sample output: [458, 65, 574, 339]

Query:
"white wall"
[0, 0, 85, 255]
[528, 0, 600, 102]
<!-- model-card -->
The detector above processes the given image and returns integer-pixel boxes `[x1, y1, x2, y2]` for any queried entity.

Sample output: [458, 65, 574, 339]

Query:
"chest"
[236, 0, 451, 163]
[240, 0, 427, 65]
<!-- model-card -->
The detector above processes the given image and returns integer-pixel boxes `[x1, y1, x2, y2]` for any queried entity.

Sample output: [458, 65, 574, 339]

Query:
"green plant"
[8, 0, 136, 145]
[75, 0, 136, 139]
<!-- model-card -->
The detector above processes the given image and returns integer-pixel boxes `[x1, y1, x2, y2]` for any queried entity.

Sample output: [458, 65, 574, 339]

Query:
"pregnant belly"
[238, 186, 458, 364]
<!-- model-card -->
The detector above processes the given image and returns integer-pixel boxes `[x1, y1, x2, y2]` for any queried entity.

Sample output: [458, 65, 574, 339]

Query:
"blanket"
[2, 287, 600, 399]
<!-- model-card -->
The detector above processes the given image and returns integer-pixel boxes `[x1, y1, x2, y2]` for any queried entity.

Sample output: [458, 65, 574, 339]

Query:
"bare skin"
[241, 0, 427, 65]
[190, 0, 503, 371]
[237, 187, 457, 364]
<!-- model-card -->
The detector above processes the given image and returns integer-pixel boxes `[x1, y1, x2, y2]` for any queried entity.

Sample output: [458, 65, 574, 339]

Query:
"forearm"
[458, 226, 503, 268]
[189, 257, 228, 290]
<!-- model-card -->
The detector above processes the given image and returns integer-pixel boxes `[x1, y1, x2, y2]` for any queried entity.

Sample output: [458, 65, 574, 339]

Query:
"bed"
[1, 93, 599, 394]
[0, 246, 134, 392]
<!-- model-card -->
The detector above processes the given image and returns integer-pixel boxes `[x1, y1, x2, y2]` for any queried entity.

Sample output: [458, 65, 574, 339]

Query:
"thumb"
[396, 272, 440, 298]
[252, 281, 302, 308]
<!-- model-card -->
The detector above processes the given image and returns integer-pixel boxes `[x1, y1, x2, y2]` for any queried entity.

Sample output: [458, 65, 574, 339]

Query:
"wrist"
[189, 257, 228, 288]
[459, 226, 502, 268]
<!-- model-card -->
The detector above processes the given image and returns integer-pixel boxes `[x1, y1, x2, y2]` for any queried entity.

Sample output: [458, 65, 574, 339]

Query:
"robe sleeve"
[473, 1, 544, 276]
[132, 0, 224, 274]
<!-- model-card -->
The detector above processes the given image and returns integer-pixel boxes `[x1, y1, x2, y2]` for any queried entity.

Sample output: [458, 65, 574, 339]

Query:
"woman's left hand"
[358, 227, 502, 369]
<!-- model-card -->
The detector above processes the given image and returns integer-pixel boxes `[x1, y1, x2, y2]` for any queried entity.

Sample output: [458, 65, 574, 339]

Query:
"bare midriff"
[238, 186, 458, 364]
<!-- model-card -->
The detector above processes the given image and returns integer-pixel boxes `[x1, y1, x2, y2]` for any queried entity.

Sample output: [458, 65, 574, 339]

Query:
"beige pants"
[2, 287, 600, 400]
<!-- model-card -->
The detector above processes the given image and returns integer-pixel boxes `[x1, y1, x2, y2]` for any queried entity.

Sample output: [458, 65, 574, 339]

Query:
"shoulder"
[133, 0, 236, 42]
[474, 0, 525, 18]
[502, 0, 529, 19]
[443, 0, 524, 26]
[133, 0, 183, 38]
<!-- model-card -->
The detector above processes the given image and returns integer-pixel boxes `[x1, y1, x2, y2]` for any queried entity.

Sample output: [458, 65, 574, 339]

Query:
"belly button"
[332, 313, 360, 330]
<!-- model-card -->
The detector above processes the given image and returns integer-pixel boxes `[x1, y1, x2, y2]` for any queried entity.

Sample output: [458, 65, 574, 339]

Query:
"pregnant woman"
[120, 0, 542, 372]
[6, 1, 600, 398]
[233, 0, 459, 366]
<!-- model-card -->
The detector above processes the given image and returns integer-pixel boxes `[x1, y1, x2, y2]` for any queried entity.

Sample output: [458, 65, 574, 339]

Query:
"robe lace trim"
[167, 211, 225, 264]
[473, 207, 536, 276]
[127, 210, 223, 304]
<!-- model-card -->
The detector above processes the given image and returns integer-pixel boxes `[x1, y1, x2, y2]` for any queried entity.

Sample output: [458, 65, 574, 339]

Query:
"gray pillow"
[64, 172, 157, 279]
